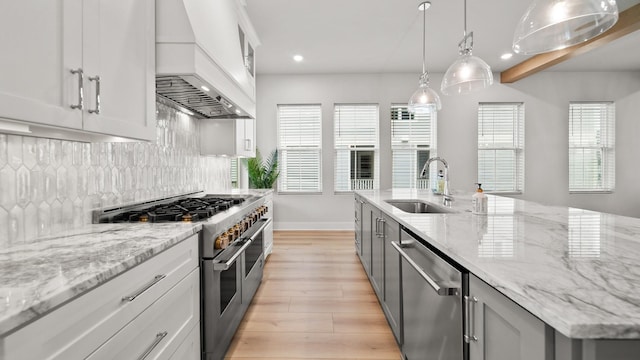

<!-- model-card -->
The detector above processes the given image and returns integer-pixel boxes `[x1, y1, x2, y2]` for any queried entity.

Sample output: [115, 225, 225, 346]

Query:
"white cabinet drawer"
[169, 322, 200, 360]
[87, 269, 200, 360]
[2, 234, 198, 360]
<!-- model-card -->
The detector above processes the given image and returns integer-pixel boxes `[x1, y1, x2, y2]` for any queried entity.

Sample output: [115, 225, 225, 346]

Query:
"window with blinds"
[334, 104, 379, 192]
[277, 104, 322, 193]
[230, 158, 239, 189]
[390, 104, 436, 189]
[569, 102, 615, 193]
[478, 103, 524, 193]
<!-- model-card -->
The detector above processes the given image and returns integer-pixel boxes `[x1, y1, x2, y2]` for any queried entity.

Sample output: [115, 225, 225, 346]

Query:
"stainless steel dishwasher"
[392, 228, 468, 360]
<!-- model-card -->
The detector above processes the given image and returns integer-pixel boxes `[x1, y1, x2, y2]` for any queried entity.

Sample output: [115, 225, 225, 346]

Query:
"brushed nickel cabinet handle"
[88, 75, 101, 114]
[122, 274, 166, 302]
[464, 295, 479, 343]
[70, 68, 84, 110]
[137, 331, 168, 360]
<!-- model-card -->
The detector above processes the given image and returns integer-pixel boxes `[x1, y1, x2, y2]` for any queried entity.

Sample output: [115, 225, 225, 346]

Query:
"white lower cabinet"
[1, 235, 199, 360]
[468, 274, 552, 360]
[86, 269, 199, 360]
[263, 193, 274, 258]
[170, 323, 201, 360]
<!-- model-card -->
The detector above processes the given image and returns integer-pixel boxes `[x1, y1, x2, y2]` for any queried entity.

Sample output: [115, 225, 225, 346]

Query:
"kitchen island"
[356, 189, 640, 359]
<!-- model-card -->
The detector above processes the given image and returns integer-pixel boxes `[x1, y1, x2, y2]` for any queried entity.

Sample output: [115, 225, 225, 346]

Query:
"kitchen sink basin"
[385, 199, 454, 214]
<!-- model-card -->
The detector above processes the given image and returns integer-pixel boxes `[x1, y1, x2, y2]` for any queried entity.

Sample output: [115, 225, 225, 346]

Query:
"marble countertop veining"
[356, 189, 640, 339]
[0, 189, 273, 337]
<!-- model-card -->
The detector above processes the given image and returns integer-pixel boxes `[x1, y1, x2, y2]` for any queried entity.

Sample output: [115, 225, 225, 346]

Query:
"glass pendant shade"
[513, 0, 619, 55]
[408, 76, 442, 114]
[441, 52, 493, 95]
[408, 1, 440, 114]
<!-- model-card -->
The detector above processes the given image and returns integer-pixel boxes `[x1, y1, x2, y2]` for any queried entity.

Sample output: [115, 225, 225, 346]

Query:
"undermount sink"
[385, 199, 454, 214]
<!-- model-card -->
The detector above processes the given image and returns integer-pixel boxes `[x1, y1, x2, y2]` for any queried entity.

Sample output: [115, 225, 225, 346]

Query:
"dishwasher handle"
[391, 241, 459, 296]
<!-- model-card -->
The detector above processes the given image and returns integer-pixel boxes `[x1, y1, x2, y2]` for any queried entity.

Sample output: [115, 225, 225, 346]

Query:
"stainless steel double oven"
[200, 205, 271, 360]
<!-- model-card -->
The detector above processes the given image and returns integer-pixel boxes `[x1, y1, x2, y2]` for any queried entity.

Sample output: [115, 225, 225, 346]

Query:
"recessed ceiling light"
[235, 109, 242, 115]
[200, 85, 210, 92]
[500, 52, 513, 60]
[293, 54, 304, 62]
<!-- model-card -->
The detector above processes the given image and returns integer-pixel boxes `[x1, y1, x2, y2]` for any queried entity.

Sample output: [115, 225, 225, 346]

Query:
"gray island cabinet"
[468, 273, 552, 360]
[356, 194, 402, 344]
[354, 189, 640, 360]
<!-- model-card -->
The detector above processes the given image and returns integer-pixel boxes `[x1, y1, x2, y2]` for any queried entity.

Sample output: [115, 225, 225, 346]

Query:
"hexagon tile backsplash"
[0, 101, 231, 247]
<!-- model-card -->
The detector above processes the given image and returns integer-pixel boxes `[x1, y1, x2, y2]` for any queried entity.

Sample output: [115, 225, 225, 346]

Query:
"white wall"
[255, 72, 640, 230]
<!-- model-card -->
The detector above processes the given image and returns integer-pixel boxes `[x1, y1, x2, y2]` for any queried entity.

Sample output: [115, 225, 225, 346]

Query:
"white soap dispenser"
[472, 183, 488, 215]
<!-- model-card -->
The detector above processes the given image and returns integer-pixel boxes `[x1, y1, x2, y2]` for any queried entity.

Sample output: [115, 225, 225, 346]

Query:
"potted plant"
[245, 148, 279, 189]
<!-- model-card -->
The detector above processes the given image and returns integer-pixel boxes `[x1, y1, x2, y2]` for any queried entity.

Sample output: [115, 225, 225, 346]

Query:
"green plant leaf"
[245, 148, 279, 189]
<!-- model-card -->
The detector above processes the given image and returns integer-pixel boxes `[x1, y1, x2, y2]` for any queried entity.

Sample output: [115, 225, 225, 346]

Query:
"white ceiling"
[245, 0, 640, 76]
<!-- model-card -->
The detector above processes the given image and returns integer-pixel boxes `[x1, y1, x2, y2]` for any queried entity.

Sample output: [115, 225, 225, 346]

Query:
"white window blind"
[478, 103, 524, 193]
[569, 102, 615, 192]
[230, 158, 239, 189]
[334, 104, 379, 192]
[278, 104, 322, 192]
[391, 104, 436, 189]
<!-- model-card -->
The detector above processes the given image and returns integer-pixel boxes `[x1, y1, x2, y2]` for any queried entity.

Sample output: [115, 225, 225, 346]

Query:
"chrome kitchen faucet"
[420, 156, 454, 205]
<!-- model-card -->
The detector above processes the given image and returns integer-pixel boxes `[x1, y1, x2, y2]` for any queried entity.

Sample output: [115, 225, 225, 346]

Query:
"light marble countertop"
[0, 189, 272, 337]
[356, 189, 640, 339]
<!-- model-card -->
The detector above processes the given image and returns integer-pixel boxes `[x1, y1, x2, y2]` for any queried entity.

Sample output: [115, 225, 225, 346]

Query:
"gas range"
[93, 191, 269, 258]
[94, 191, 270, 360]
[95, 193, 249, 224]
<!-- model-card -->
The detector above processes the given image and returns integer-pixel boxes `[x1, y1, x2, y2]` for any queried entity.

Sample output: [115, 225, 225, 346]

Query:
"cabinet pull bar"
[137, 331, 168, 360]
[391, 241, 459, 296]
[70, 68, 84, 110]
[244, 138, 252, 151]
[122, 274, 166, 302]
[379, 218, 385, 238]
[88, 75, 101, 114]
[464, 295, 478, 343]
[464, 295, 471, 343]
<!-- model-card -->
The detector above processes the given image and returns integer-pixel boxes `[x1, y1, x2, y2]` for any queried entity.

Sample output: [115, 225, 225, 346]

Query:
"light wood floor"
[225, 230, 402, 360]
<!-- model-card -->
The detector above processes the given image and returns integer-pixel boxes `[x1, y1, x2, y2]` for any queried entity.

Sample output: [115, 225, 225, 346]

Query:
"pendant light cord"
[422, 5, 426, 75]
[463, 0, 468, 37]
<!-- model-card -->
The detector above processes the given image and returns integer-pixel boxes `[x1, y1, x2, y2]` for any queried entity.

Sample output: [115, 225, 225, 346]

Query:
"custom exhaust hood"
[156, 0, 259, 119]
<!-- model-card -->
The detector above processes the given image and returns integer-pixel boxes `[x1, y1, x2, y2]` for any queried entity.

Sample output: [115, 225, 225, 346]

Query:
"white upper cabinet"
[0, 1, 83, 130]
[81, 0, 156, 141]
[200, 119, 255, 157]
[0, 0, 156, 142]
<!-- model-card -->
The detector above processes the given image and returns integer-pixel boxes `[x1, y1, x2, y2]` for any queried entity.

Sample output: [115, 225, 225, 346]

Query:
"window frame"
[390, 104, 437, 189]
[333, 103, 380, 193]
[477, 102, 525, 194]
[568, 101, 615, 194]
[277, 104, 323, 194]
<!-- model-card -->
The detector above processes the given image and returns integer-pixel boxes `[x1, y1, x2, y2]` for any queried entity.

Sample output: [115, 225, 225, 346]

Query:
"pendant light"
[408, 1, 441, 114]
[513, 0, 619, 55]
[441, 0, 493, 96]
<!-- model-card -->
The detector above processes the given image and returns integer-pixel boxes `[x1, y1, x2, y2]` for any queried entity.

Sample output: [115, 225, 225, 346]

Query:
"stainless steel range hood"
[156, 0, 258, 119]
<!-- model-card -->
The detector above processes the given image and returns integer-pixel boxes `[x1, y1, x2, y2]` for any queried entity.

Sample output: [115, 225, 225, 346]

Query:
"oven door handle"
[245, 217, 272, 242]
[213, 238, 253, 271]
[212, 217, 272, 271]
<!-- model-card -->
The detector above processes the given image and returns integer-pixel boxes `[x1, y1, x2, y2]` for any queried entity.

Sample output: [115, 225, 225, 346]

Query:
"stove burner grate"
[103, 196, 246, 223]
